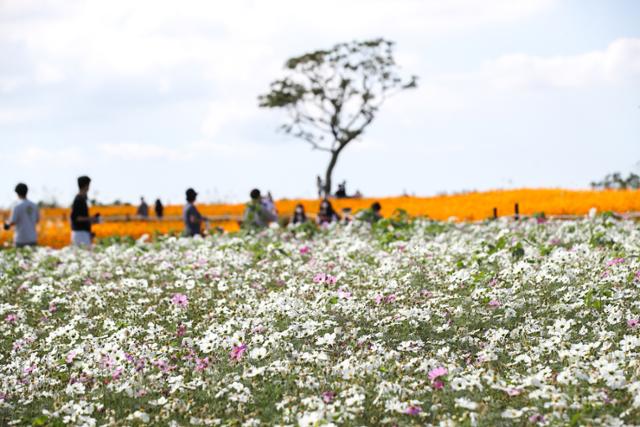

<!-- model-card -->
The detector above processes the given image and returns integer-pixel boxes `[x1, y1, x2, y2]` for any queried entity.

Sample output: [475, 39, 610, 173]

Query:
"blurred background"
[1, 0, 639, 207]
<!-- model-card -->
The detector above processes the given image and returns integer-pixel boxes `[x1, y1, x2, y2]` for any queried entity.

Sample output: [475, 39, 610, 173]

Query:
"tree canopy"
[259, 38, 417, 196]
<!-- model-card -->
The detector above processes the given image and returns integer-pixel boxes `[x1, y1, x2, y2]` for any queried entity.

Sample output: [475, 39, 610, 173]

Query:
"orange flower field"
[1, 188, 638, 248]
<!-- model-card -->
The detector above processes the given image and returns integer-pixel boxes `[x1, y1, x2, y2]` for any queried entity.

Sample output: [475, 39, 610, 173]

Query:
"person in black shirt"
[154, 199, 164, 219]
[137, 197, 149, 218]
[70, 176, 100, 246]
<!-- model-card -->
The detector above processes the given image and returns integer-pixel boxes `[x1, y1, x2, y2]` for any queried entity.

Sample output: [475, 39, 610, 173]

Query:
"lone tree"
[259, 38, 417, 197]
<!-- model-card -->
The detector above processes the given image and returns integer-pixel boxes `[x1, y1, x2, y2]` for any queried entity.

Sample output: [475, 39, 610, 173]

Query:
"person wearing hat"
[183, 188, 204, 237]
[3, 183, 40, 248]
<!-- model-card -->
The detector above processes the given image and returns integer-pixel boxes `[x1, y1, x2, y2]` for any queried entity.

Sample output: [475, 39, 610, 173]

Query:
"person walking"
[242, 189, 277, 229]
[154, 199, 164, 219]
[3, 183, 39, 248]
[183, 188, 204, 237]
[137, 197, 149, 218]
[70, 176, 100, 247]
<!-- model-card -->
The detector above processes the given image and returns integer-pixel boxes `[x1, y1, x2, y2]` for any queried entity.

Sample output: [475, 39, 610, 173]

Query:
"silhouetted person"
[335, 181, 347, 198]
[137, 197, 149, 218]
[3, 183, 39, 247]
[242, 189, 277, 229]
[154, 199, 164, 218]
[316, 199, 341, 225]
[357, 201, 383, 223]
[71, 176, 100, 247]
[183, 188, 203, 237]
[316, 176, 323, 199]
[291, 203, 307, 225]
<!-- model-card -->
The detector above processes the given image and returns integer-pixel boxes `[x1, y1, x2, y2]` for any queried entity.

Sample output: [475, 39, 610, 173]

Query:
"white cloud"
[98, 143, 185, 161]
[0, 107, 45, 125]
[200, 101, 258, 139]
[1, 0, 558, 83]
[98, 141, 265, 162]
[13, 146, 86, 168]
[482, 38, 640, 90]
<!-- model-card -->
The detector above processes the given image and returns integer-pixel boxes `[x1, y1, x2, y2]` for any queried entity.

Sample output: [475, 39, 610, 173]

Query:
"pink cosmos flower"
[23, 364, 36, 375]
[428, 367, 448, 381]
[171, 293, 188, 308]
[300, 246, 310, 255]
[195, 357, 209, 372]
[48, 303, 57, 313]
[66, 351, 78, 364]
[313, 273, 326, 283]
[406, 405, 422, 415]
[101, 355, 115, 369]
[506, 388, 522, 396]
[627, 319, 640, 329]
[529, 414, 545, 423]
[385, 294, 397, 303]
[635, 270, 640, 280]
[177, 324, 187, 337]
[313, 273, 337, 285]
[112, 368, 123, 380]
[337, 289, 352, 299]
[230, 344, 247, 361]
[321, 391, 335, 403]
[5, 314, 17, 323]
[607, 258, 625, 266]
[374, 294, 384, 305]
[153, 359, 170, 373]
[432, 380, 444, 390]
[488, 300, 501, 308]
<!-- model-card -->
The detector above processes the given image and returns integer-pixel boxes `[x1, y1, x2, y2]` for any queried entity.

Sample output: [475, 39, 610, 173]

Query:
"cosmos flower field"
[1, 215, 640, 426]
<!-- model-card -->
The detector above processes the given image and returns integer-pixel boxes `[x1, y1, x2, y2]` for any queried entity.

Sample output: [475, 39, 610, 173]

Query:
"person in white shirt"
[3, 183, 39, 248]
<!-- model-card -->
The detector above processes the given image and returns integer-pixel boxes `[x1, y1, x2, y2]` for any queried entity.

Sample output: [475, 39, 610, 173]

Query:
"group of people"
[136, 197, 164, 219]
[291, 199, 382, 226]
[2, 177, 384, 247]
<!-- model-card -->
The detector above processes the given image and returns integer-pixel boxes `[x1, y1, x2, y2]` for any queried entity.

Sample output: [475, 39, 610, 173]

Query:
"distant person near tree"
[291, 203, 307, 225]
[242, 189, 277, 229]
[357, 201, 383, 223]
[316, 199, 341, 225]
[137, 197, 149, 218]
[3, 183, 39, 248]
[70, 176, 100, 247]
[183, 188, 204, 237]
[335, 181, 347, 198]
[154, 199, 164, 218]
[316, 176, 324, 199]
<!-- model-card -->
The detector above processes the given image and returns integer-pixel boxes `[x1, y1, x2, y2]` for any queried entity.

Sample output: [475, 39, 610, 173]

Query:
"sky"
[1, 0, 639, 207]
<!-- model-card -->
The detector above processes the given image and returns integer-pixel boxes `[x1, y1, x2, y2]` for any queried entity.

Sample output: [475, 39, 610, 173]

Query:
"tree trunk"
[323, 141, 348, 197]
[323, 150, 339, 198]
